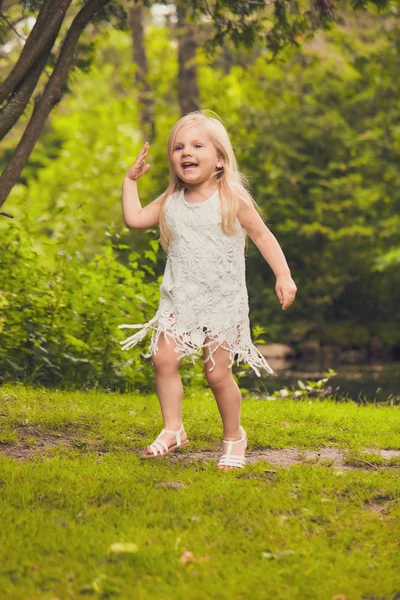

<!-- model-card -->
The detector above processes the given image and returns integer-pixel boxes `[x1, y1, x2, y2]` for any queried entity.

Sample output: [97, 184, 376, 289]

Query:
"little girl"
[119, 111, 297, 471]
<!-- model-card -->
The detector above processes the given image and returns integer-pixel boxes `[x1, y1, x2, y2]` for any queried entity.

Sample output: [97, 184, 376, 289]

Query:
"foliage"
[4, 27, 177, 256]
[2, 11, 400, 388]
[0, 211, 163, 389]
[263, 368, 338, 401]
[197, 12, 400, 348]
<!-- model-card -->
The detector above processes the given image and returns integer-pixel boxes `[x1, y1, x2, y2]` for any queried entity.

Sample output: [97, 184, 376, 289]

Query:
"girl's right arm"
[122, 142, 163, 229]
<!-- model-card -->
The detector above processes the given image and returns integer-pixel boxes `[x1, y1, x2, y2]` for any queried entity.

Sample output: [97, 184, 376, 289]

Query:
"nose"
[182, 148, 192, 157]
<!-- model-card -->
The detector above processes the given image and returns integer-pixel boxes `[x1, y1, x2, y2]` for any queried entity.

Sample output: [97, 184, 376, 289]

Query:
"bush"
[0, 218, 165, 390]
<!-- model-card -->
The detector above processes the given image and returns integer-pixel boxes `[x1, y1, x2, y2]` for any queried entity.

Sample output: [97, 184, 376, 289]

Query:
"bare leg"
[143, 332, 187, 455]
[203, 339, 245, 471]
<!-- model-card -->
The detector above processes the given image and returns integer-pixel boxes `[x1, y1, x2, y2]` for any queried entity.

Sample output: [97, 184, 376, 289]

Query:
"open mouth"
[182, 162, 198, 171]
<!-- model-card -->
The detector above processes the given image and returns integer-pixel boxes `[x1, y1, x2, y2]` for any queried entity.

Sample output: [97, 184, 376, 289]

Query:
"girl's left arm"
[237, 198, 297, 311]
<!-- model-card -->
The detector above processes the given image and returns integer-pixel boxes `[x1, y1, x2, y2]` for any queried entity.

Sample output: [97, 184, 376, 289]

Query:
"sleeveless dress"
[118, 188, 275, 377]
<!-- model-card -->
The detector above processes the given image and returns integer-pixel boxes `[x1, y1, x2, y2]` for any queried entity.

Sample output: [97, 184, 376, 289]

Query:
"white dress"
[119, 188, 275, 377]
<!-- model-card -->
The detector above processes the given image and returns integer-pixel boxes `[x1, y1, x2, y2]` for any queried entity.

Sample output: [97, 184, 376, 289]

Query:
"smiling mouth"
[182, 162, 198, 171]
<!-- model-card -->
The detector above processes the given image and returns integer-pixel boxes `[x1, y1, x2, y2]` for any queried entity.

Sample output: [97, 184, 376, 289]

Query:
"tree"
[0, 0, 393, 212]
[0, 0, 115, 211]
[2, 9, 400, 385]
[129, 1, 155, 141]
[176, 3, 200, 116]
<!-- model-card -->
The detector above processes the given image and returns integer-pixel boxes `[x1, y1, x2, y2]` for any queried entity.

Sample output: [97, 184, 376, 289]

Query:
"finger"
[138, 144, 148, 159]
[281, 294, 288, 309]
[143, 164, 151, 174]
[282, 296, 294, 310]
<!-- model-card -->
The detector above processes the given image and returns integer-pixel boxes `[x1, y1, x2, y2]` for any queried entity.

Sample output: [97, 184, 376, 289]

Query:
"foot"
[143, 425, 188, 457]
[217, 426, 247, 471]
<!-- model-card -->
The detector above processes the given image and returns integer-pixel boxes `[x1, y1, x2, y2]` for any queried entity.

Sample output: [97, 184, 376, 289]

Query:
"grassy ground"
[0, 384, 399, 600]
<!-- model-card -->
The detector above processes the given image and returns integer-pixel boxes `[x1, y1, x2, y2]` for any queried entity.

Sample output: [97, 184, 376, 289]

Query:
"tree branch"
[0, 12, 27, 42]
[0, 0, 113, 209]
[0, 40, 53, 140]
[0, 0, 73, 105]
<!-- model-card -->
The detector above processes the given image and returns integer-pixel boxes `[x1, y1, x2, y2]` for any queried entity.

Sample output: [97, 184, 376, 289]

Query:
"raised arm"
[122, 142, 163, 230]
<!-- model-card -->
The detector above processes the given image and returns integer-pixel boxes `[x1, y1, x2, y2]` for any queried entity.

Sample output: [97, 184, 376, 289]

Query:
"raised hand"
[125, 142, 151, 181]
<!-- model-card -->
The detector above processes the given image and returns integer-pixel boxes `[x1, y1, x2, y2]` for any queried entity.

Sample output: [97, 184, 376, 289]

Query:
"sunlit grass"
[0, 385, 399, 600]
[1, 384, 399, 452]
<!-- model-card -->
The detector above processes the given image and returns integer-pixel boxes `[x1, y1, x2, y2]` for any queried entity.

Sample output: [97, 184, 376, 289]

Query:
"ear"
[216, 151, 224, 169]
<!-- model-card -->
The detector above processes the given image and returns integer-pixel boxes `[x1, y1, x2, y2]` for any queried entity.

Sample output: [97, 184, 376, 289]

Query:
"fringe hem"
[118, 314, 276, 378]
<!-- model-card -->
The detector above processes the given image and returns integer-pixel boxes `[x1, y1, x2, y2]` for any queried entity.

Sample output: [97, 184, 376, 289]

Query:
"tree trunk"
[0, 39, 55, 141]
[176, 3, 200, 117]
[129, 2, 155, 142]
[0, 0, 113, 210]
[0, 0, 73, 105]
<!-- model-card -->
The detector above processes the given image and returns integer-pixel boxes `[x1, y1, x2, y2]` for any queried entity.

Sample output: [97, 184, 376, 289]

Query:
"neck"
[184, 181, 218, 199]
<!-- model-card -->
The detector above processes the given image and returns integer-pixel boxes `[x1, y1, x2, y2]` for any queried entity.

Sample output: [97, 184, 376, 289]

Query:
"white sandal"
[217, 426, 248, 470]
[141, 424, 190, 460]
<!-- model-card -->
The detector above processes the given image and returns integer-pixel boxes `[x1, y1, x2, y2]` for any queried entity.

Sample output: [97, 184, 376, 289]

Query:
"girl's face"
[171, 125, 220, 186]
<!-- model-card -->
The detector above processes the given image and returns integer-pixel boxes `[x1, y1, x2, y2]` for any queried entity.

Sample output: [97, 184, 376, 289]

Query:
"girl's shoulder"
[165, 188, 182, 206]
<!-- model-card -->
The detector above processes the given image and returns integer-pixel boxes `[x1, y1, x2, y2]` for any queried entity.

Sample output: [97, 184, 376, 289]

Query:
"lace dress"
[118, 188, 275, 377]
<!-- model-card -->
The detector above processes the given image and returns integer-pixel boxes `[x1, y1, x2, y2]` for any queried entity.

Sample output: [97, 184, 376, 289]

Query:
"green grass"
[0, 384, 399, 600]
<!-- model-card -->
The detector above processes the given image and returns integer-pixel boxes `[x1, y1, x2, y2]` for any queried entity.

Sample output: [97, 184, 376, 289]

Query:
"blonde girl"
[119, 111, 297, 470]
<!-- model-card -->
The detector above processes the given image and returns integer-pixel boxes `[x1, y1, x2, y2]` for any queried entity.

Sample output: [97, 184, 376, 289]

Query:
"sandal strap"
[222, 427, 247, 450]
[218, 426, 247, 468]
[218, 455, 246, 468]
[222, 437, 244, 445]
[163, 425, 184, 434]
[218, 460, 246, 468]
[147, 425, 185, 455]
[161, 424, 184, 446]
[219, 454, 246, 462]
[149, 439, 169, 455]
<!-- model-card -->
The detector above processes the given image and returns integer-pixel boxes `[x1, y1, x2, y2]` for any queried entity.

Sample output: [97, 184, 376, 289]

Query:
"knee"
[152, 347, 179, 373]
[204, 365, 231, 390]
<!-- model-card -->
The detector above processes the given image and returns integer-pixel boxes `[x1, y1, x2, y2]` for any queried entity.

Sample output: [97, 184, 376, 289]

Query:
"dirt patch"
[363, 448, 400, 460]
[1, 426, 399, 469]
[174, 447, 400, 470]
[0, 425, 78, 460]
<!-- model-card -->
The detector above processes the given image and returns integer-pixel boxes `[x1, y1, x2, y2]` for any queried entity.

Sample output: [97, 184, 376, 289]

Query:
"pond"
[238, 359, 400, 403]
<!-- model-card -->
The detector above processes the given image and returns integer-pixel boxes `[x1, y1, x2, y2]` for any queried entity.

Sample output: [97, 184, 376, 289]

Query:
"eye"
[174, 146, 183, 151]
[194, 144, 202, 148]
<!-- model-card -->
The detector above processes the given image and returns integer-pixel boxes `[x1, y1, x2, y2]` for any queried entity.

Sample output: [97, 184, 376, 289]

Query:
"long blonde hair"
[158, 110, 261, 252]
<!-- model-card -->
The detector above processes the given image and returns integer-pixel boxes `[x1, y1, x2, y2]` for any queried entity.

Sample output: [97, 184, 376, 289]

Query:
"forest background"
[1, 0, 400, 391]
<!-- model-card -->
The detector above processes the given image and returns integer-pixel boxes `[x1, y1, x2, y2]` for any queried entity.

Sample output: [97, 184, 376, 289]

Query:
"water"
[238, 359, 400, 403]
